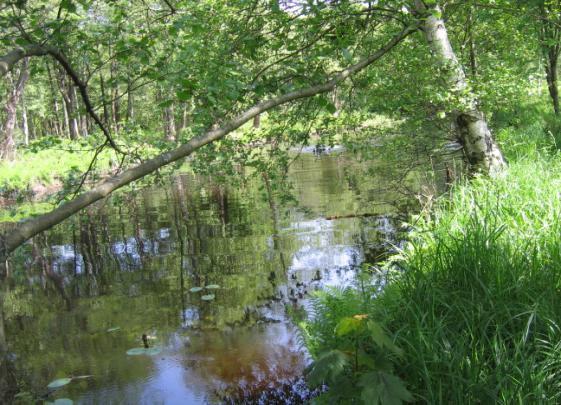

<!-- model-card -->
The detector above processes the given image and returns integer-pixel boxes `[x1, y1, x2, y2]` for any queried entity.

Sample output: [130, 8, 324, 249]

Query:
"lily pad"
[126, 347, 162, 356]
[189, 287, 203, 293]
[107, 327, 121, 332]
[46, 399, 74, 405]
[47, 378, 72, 389]
[201, 294, 215, 301]
[205, 284, 220, 290]
[53, 399, 74, 405]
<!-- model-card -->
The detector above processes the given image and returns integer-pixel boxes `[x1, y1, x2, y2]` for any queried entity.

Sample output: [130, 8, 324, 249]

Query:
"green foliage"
[306, 120, 561, 403]
[303, 288, 411, 404]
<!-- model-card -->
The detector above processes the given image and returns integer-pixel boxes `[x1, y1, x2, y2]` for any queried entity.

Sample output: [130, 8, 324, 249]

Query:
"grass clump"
[303, 117, 561, 403]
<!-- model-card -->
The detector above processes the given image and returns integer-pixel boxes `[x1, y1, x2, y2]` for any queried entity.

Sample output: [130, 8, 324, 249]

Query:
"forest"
[1, 0, 561, 403]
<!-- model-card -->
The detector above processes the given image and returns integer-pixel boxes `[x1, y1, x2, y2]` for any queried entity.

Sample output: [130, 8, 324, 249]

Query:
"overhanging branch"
[0, 24, 417, 258]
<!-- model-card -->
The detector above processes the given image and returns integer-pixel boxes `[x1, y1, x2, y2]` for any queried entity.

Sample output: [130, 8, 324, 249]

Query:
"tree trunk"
[163, 104, 177, 141]
[545, 48, 560, 115]
[99, 73, 110, 126]
[415, 1, 505, 174]
[46, 61, 62, 137]
[126, 77, 134, 122]
[1, 58, 29, 160]
[67, 82, 80, 139]
[110, 61, 120, 132]
[467, 5, 477, 78]
[20, 95, 29, 145]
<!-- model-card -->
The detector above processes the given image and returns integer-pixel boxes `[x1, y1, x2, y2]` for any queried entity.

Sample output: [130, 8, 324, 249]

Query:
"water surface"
[2, 151, 447, 403]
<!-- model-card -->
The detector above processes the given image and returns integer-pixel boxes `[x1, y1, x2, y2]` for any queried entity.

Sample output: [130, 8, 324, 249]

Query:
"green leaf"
[306, 350, 349, 387]
[126, 347, 162, 356]
[201, 294, 215, 301]
[53, 399, 74, 405]
[367, 320, 403, 356]
[335, 317, 362, 336]
[47, 378, 72, 389]
[359, 371, 413, 405]
[205, 284, 220, 289]
[189, 287, 203, 293]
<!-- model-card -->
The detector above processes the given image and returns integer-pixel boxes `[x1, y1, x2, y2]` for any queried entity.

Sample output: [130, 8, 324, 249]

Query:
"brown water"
[1, 150, 447, 404]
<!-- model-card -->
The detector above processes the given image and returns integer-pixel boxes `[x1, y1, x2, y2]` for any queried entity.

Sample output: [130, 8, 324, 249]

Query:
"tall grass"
[305, 108, 561, 403]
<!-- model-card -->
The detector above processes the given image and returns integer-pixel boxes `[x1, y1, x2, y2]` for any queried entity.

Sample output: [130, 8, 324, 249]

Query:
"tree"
[1, 57, 29, 159]
[0, 21, 417, 267]
[412, 0, 506, 173]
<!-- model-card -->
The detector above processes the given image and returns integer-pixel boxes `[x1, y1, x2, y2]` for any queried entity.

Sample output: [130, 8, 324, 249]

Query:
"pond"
[1, 150, 450, 404]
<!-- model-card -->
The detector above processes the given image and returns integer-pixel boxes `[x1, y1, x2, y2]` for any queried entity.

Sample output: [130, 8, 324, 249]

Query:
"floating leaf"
[190, 287, 203, 293]
[47, 378, 72, 389]
[126, 347, 162, 356]
[107, 327, 121, 332]
[54, 399, 74, 405]
[201, 294, 215, 301]
[205, 284, 220, 290]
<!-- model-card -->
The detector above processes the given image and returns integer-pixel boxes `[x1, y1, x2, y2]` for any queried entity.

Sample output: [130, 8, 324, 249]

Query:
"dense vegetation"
[2, 0, 561, 403]
[303, 100, 561, 403]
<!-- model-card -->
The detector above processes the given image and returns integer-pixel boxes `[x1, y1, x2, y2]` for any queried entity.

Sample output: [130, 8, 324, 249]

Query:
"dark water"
[1, 151, 447, 404]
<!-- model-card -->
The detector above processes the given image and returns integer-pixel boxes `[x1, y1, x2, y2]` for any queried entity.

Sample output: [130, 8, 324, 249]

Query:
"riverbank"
[302, 106, 561, 403]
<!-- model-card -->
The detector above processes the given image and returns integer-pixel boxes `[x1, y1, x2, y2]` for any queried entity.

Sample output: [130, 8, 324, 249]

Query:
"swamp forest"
[1, 0, 561, 403]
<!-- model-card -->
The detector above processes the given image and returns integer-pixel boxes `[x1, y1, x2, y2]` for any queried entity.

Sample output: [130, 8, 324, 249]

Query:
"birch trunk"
[415, 1, 505, 174]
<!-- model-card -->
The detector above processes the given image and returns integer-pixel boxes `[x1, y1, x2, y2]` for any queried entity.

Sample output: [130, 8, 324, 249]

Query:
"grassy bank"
[302, 107, 561, 403]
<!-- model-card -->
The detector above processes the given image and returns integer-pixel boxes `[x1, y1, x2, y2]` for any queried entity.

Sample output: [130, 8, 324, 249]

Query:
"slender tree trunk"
[46, 61, 62, 137]
[165, 104, 177, 141]
[110, 61, 120, 132]
[1, 58, 29, 160]
[180, 103, 189, 131]
[467, 6, 477, 78]
[99, 73, 110, 126]
[20, 95, 29, 145]
[57, 71, 71, 138]
[67, 83, 80, 139]
[126, 77, 134, 122]
[158, 87, 176, 141]
[415, 1, 505, 174]
[545, 48, 560, 115]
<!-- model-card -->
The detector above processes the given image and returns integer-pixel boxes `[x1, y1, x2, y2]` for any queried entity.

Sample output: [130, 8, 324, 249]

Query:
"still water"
[2, 151, 446, 404]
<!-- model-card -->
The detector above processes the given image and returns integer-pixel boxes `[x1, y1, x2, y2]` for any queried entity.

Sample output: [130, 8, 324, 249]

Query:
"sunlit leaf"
[190, 287, 203, 293]
[335, 317, 362, 336]
[47, 378, 72, 389]
[205, 284, 220, 289]
[201, 294, 215, 301]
